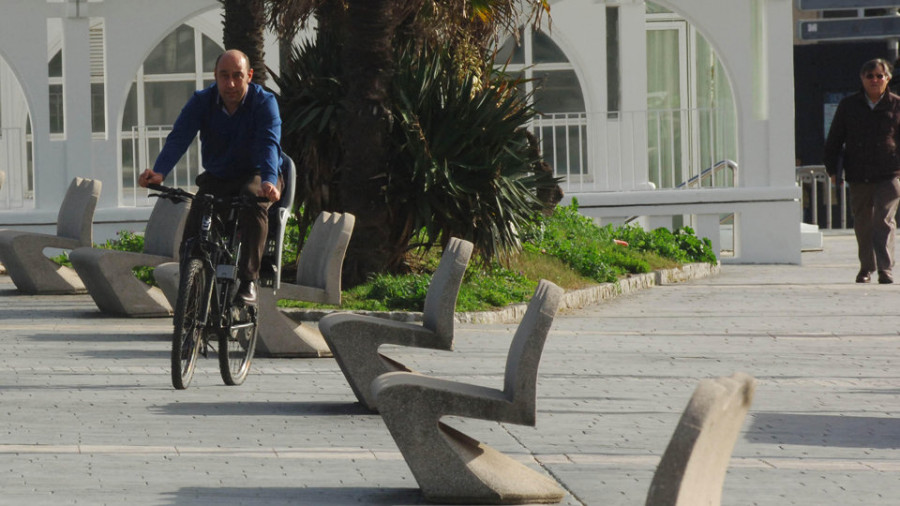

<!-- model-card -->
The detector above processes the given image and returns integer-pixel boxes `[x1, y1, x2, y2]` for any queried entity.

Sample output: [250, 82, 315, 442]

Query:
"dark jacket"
[824, 90, 900, 183]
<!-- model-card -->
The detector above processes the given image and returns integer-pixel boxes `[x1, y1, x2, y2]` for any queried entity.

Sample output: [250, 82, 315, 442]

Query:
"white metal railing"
[530, 112, 589, 187]
[796, 165, 850, 229]
[125, 125, 200, 207]
[530, 107, 737, 193]
[0, 127, 31, 210]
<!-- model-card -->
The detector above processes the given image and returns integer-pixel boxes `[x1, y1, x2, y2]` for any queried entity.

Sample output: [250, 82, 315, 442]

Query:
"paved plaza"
[2, 232, 900, 505]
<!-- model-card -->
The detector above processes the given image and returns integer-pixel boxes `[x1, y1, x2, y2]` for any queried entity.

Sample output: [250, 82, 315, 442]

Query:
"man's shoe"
[878, 271, 894, 284]
[856, 270, 871, 283]
[237, 280, 258, 305]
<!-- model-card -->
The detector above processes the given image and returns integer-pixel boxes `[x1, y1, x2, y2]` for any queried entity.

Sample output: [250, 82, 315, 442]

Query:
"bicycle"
[148, 183, 268, 389]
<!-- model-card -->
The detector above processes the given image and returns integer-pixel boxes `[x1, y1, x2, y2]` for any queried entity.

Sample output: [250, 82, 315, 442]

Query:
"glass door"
[646, 20, 689, 189]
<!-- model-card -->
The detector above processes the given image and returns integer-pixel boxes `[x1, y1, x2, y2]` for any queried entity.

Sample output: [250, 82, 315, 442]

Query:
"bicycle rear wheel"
[218, 304, 258, 385]
[172, 259, 206, 389]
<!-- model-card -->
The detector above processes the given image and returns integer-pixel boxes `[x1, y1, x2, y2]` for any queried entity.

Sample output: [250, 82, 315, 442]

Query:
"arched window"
[46, 20, 106, 138]
[0, 57, 31, 209]
[121, 23, 224, 206]
[497, 29, 588, 181]
[646, 2, 738, 189]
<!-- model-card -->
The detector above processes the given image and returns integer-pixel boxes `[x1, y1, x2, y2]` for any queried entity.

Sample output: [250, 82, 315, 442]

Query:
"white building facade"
[0, 0, 801, 263]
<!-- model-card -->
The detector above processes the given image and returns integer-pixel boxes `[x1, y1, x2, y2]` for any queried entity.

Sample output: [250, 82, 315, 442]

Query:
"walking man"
[825, 58, 900, 284]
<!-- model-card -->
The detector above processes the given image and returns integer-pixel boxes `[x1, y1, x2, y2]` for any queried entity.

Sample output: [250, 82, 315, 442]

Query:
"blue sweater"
[153, 82, 282, 186]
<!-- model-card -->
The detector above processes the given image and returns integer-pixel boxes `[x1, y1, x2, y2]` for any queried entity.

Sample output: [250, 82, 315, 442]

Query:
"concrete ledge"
[282, 262, 720, 325]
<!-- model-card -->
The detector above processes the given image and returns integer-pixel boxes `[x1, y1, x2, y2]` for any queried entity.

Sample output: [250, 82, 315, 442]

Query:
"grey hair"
[860, 58, 893, 79]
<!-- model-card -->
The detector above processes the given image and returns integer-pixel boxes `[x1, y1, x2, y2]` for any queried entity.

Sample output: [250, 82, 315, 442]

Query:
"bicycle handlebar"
[147, 183, 195, 201]
[147, 183, 270, 205]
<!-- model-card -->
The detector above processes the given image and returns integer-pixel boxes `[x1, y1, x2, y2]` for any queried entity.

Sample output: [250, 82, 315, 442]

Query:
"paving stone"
[1, 232, 900, 505]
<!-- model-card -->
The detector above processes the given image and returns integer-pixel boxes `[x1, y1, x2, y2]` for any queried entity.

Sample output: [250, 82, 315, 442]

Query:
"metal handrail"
[676, 159, 738, 189]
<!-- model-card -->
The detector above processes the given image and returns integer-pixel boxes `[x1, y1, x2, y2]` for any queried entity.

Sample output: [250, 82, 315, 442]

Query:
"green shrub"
[456, 266, 536, 312]
[612, 223, 718, 264]
[282, 199, 717, 312]
[357, 273, 432, 312]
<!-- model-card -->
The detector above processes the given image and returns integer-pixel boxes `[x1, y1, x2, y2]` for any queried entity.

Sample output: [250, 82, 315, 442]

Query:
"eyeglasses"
[866, 73, 887, 80]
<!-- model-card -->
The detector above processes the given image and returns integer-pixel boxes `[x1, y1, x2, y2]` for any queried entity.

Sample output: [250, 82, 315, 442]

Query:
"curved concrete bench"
[0, 177, 101, 294]
[69, 196, 190, 317]
[646, 372, 756, 506]
[319, 237, 473, 411]
[371, 279, 565, 504]
[256, 210, 355, 357]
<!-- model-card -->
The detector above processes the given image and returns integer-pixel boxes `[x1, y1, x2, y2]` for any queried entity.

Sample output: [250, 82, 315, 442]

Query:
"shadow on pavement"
[162, 487, 422, 505]
[748, 412, 900, 449]
[26, 332, 168, 343]
[151, 401, 375, 417]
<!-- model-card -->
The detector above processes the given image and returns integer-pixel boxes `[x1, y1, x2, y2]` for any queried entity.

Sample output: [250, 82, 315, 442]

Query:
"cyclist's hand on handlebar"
[138, 169, 164, 188]
[260, 181, 281, 203]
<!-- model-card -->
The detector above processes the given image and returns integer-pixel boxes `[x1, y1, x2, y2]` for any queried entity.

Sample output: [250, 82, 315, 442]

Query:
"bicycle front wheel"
[172, 259, 206, 390]
[218, 304, 258, 386]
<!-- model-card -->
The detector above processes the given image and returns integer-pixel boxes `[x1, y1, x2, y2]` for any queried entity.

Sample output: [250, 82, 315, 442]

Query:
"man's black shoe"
[878, 270, 894, 284]
[856, 270, 871, 283]
[237, 280, 258, 305]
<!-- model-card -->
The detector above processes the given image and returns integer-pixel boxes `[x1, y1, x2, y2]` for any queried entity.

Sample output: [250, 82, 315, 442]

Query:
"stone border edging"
[281, 262, 720, 325]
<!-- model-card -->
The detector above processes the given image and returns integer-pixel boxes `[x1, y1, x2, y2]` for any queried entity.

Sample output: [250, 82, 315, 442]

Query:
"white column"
[61, 13, 94, 184]
[618, 1, 649, 190]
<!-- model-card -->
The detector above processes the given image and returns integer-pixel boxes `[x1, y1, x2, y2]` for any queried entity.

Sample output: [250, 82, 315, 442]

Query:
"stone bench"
[69, 195, 190, 317]
[319, 237, 473, 411]
[0, 177, 101, 294]
[646, 372, 756, 506]
[256, 210, 355, 357]
[371, 279, 565, 504]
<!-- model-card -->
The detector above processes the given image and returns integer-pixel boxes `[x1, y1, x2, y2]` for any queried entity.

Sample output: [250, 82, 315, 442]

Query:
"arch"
[497, 24, 591, 182]
[644, 0, 744, 138]
[0, 55, 35, 209]
[107, 3, 222, 153]
[117, 14, 227, 201]
[640, 0, 796, 188]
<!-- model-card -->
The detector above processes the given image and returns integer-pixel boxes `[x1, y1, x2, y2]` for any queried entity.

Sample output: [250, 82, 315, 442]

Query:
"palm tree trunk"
[221, 0, 268, 85]
[337, 0, 403, 285]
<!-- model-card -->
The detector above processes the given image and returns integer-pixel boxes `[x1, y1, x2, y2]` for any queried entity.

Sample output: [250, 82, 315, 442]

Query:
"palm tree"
[265, 0, 551, 285]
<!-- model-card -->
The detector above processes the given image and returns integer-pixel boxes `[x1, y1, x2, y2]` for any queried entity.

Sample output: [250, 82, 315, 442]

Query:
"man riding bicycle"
[138, 49, 282, 306]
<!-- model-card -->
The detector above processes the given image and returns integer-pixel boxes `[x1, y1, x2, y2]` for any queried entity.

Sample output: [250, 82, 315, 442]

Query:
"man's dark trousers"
[181, 171, 284, 282]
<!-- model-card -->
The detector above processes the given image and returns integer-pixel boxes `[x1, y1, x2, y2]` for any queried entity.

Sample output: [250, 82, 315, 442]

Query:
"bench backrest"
[645, 372, 756, 506]
[422, 237, 474, 341]
[502, 279, 564, 426]
[295, 211, 355, 305]
[56, 177, 102, 244]
[142, 196, 191, 258]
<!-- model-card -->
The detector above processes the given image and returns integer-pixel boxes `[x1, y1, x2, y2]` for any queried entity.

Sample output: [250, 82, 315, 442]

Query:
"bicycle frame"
[149, 182, 265, 388]
[181, 193, 246, 354]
